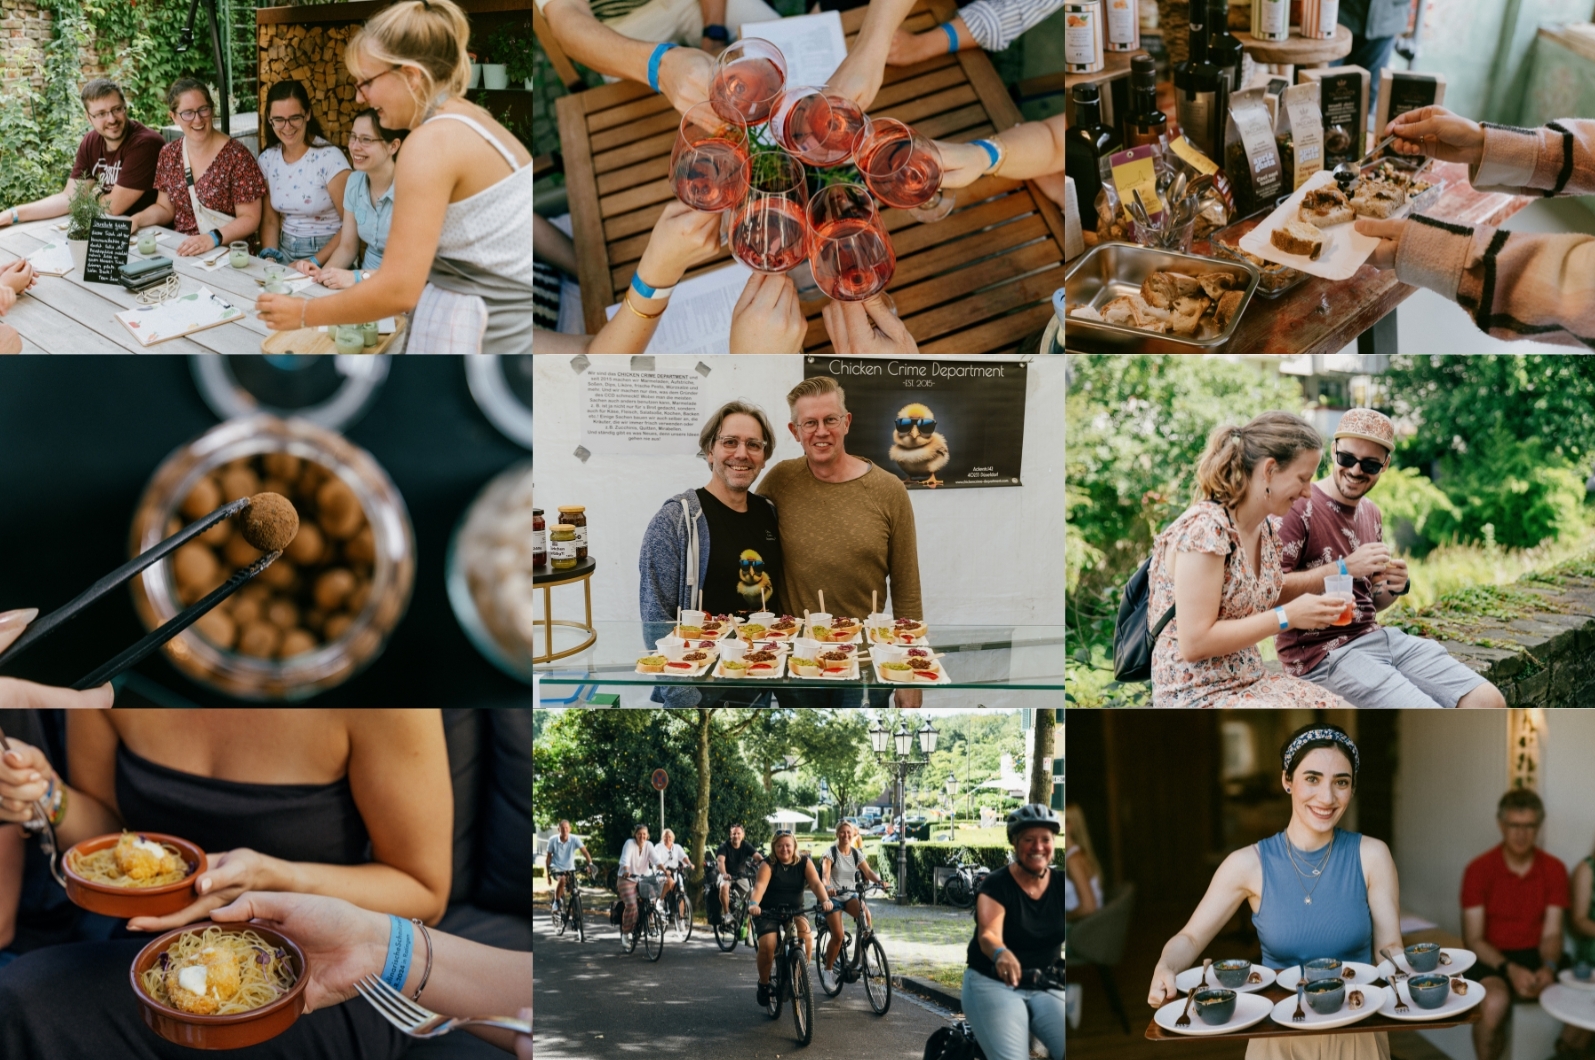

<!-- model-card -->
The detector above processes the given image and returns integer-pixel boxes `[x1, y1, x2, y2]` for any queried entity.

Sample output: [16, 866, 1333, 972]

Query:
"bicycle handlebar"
[1017, 963, 1066, 991]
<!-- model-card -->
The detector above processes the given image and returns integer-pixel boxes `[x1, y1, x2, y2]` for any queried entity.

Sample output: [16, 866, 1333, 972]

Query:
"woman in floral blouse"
[130, 79, 265, 256]
[1147, 412, 1353, 708]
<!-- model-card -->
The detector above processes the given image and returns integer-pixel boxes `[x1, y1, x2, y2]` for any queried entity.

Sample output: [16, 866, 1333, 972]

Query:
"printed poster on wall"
[803, 357, 1026, 489]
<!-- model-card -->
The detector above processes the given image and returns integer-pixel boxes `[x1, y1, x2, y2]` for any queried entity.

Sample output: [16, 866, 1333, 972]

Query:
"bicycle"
[714, 863, 759, 952]
[619, 872, 666, 962]
[941, 857, 991, 910]
[814, 880, 892, 1014]
[924, 962, 1066, 1060]
[660, 866, 693, 944]
[550, 865, 593, 943]
[756, 905, 817, 1047]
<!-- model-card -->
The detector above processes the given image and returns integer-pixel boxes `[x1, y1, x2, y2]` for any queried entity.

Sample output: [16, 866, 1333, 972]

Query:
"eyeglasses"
[176, 105, 214, 123]
[88, 103, 126, 122]
[1334, 449, 1387, 476]
[349, 134, 388, 148]
[738, 557, 765, 573]
[268, 114, 307, 129]
[895, 416, 936, 434]
[774, 829, 795, 838]
[354, 65, 402, 98]
[796, 415, 843, 434]
[716, 436, 767, 453]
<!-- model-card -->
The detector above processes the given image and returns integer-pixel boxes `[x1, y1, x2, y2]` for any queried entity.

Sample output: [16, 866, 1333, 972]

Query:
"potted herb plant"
[480, 41, 508, 90]
[496, 26, 536, 90]
[67, 179, 104, 241]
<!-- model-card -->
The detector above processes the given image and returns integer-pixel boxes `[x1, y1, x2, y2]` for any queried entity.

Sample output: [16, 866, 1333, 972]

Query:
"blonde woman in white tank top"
[254, 0, 533, 353]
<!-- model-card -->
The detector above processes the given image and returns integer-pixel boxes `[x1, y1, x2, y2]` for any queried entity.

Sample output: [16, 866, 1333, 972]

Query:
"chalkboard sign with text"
[83, 216, 132, 284]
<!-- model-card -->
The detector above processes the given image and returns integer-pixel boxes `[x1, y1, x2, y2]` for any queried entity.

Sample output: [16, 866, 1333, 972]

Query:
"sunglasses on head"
[774, 829, 795, 838]
[1334, 449, 1387, 476]
[739, 558, 765, 573]
[895, 417, 936, 434]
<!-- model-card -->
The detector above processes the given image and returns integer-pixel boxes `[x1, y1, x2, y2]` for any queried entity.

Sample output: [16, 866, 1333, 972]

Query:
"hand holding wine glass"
[656, 45, 717, 117]
[729, 272, 806, 353]
[639, 200, 724, 290]
[822, 295, 919, 354]
[933, 140, 995, 189]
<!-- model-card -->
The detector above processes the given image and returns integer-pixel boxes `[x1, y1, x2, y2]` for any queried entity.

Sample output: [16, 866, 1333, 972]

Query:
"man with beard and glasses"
[1275, 408, 1506, 708]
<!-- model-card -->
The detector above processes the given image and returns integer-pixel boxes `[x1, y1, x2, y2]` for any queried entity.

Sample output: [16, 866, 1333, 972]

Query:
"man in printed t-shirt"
[1275, 407, 1506, 708]
[0, 79, 165, 228]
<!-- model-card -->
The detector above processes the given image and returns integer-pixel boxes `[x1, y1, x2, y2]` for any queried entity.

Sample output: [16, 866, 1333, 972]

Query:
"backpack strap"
[1151, 503, 1242, 642]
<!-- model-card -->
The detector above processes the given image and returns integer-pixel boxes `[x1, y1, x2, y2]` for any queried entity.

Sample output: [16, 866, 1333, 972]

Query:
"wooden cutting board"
[261, 319, 404, 354]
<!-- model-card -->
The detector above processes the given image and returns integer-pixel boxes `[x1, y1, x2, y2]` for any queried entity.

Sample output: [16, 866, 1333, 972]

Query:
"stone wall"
[0, 0, 109, 95]
[257, 20, 360, 153]
[1443, 576, 1595, 707]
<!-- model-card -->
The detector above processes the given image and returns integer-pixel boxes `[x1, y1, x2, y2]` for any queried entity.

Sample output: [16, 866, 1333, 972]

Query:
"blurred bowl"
[63, 832, 205, 918]
[446, 459, 535, 683]
[131, 921, 308, 1050]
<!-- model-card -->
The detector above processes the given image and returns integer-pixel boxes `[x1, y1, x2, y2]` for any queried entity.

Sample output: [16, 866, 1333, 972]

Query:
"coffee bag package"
[1375, 71, 1446, 157]
[1276, 81, 1324, 190]
[1299, 65, 1368, 167]
[1224, 87, 1284, 216]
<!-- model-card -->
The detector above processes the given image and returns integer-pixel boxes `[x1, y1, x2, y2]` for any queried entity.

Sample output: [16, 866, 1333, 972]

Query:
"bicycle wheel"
[715, 902, 740, 951]
[643, 907, 665, 962]
[673, 895, 693, 943]
[944, 874, 969, 909]
[573, 896, 585, 944]
[861, 935, 892, 1015]
[815, 923, 845, 997]
[790, 949, 814, 1046]
[766, 963, 784, 1019]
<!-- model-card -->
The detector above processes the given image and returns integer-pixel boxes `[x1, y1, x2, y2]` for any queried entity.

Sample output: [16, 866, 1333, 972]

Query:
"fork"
[1174, 983, 1197, 1028]
[1378, 948, 1409, 1013]
[354, 976, 531, 1039]
[1291, 980, 1307, 1023]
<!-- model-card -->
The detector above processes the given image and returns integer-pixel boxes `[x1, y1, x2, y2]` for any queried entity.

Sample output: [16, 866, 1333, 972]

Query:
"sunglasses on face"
[739, 558, 765, 573]
[1334, 449, 1387, 476]
[895, 417, 936, 434]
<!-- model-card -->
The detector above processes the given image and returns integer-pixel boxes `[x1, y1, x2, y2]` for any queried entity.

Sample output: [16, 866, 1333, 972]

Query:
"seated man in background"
[1462, 789, 1586, 1060]
[0, 79, 165, 227]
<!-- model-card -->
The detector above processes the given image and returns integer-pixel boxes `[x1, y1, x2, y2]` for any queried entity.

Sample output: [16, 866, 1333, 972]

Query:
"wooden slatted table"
[0, 219, 362, 354]
[556, 0, 1068, 353]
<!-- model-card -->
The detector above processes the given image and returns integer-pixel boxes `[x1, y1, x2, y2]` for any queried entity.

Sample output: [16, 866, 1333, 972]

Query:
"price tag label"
[1108, 144, 1164, 221]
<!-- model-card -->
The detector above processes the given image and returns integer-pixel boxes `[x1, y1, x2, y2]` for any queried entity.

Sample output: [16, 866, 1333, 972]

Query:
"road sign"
[652, 769, 669, 791]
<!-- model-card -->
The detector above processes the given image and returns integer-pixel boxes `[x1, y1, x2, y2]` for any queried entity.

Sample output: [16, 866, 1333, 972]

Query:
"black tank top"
[115, 743, 371, 865]
[764, 855, 810, 909]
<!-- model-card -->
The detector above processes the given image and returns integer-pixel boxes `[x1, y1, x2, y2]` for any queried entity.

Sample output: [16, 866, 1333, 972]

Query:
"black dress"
[0, 744, 412, 1060]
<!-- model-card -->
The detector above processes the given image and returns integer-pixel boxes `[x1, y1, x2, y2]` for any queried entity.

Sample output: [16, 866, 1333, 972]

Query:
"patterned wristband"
[381, 914, 414, 991]
[648, 42, 678, 93]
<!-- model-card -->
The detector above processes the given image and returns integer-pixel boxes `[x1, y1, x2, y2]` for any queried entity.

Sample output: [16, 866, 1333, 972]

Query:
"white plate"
[1152, 991, 1274, 1036]
[635, 658, 713, 678]
[1269, 983, 1386, 1030]
[718, 658, 786, 679]
[1238, 170, 1380, 281]
[806, 625, 864, 645]
[1376, 947, 1476, 980]
[1378, 976, 1485, 1022]
[867, 627, 930, 646]
[1174, 964, 1277, 995]
[1559, 969, 1595, 992]
[676, 624, 736, 641]
[1540, 984, 1595, 1032]
[789, 659, 860, 681]
[1276, 962, 1382, 991]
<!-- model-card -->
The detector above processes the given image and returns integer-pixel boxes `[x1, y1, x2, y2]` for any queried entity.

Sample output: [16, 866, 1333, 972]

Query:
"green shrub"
[1436, 431, 1589, 550]
[1370, 465, 1461, 555]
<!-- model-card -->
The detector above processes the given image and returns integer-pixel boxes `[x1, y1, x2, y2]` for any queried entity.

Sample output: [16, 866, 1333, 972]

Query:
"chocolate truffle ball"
[240, 492, 299, 553]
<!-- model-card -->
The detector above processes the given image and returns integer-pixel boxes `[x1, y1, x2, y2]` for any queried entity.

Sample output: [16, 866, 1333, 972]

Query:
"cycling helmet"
[1006, 803, 1061, 843]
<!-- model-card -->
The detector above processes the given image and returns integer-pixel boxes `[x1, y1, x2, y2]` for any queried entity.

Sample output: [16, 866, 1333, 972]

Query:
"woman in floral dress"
[1148, 412, 1352, 708]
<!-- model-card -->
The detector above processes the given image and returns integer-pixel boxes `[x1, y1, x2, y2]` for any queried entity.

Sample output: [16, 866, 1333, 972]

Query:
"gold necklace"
[1284, 830, 1335, 905]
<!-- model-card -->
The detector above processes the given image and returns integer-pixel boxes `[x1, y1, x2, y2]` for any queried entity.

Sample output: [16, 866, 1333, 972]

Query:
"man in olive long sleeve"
[757, 374, 922, 709]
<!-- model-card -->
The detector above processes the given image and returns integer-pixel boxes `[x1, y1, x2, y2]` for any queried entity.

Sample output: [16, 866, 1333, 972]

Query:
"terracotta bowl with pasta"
[131, 921, 309, 1049]
[63, 832, 206, 918]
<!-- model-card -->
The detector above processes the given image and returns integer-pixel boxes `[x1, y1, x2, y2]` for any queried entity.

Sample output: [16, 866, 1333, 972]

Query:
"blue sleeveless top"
[1253, 829, 1372, 969]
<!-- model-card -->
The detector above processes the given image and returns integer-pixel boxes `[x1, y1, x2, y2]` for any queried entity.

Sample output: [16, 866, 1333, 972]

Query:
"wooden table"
[0, 219, 356, 354]
[556, 0, 1068, 353]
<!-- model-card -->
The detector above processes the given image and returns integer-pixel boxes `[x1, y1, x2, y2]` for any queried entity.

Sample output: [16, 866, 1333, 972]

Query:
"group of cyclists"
[541, 805, 1065, 1060]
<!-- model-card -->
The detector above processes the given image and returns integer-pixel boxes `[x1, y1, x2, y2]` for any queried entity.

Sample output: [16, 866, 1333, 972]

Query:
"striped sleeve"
[958, 0, 1064, 51]
[1470, 119, 1595, 198]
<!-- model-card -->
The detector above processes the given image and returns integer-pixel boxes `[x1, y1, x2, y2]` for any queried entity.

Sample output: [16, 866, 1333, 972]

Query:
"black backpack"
[923, 1022, 985, 1060]
[1112, 505, 1241, 682]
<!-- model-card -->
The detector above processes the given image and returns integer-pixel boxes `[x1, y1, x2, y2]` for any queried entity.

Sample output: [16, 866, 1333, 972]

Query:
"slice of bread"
[1300, 187, 1355, 227]
[1213, 289, 1245, 331]
[1272, 219, 1325, 260]
[1198, 271, 1236, 300]
[1140, 270, 1203, 310]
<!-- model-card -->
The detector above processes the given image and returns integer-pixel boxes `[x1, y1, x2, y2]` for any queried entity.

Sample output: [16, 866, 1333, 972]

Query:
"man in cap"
[1275, 408, 1506, 708]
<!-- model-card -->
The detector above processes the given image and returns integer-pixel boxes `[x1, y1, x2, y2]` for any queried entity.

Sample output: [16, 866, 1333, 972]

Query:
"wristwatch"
[704, 23, 729, 41]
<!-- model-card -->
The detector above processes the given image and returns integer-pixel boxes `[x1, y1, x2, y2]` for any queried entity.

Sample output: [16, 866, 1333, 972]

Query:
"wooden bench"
[555, 0, 1067, 353]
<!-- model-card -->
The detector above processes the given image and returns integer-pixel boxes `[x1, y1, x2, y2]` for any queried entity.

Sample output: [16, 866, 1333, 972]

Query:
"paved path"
[532, 902, 954, 1059]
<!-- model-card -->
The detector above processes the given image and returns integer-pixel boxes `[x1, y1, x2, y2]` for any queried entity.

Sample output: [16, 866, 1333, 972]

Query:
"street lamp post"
[869, 715, 938, 906]
[945, 773, 958, 835]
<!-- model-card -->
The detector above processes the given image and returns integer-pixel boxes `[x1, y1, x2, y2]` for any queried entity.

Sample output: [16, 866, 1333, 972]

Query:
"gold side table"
[533, 556, 597, 664]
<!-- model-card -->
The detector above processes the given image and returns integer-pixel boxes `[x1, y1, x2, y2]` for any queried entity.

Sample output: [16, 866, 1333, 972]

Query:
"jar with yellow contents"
[549, 524, 579, 571]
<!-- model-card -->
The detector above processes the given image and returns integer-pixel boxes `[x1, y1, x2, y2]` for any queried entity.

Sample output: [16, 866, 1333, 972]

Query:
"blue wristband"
[630, 271, 675, 300]
[972, 139, 1000, 171]
[381, 914, 414, 991]
[647, 42, 678, 93]
[941, 22, 959, 53]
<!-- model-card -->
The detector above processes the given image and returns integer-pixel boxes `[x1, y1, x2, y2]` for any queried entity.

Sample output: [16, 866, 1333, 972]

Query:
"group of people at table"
[1148, 725, 1595, 1060]
[530, 0, 1067, 354]
[0, 0, 533, 355]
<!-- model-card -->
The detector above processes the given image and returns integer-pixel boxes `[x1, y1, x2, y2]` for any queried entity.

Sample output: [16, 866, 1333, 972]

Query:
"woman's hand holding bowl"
[1284, 593, 1346, 631]
[128, 847, 283, 933]
[209, 891, 390, 1012]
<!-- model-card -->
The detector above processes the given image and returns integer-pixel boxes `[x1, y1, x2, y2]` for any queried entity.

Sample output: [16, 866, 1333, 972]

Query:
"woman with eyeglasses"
[130, 79, 266, 257]
[253, 0, 532, 354]
[293, 109, 405, 290]
[1145, 412, 1354, 708]
[255, 80, 352, 269]
[746, 831, 833, 1008]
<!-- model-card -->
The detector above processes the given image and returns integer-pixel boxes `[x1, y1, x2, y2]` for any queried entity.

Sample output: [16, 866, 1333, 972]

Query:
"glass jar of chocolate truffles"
[549, 525, 578, 571]
[128, 414, 416, 700]
[557, 505, 587, 560]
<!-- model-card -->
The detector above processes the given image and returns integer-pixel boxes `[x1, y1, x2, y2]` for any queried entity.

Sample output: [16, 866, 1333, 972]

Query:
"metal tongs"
[0, 725, 68, 887]
[1334, 133, 1401, 193]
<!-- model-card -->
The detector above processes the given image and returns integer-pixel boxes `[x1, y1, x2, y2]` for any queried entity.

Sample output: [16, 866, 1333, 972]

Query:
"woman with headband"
[1148, 725, 1405, 1059]
[1147, 412, 1353, 708]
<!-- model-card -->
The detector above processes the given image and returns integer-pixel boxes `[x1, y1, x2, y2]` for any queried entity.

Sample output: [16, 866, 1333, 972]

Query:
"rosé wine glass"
[729, 152, 810, 273]
[807, 182, 895, 302]
[669, 102, 750, 212]
[769, 86, 871, 167]
[709, 38, 787, 127]
[858, 117, 955, 222]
